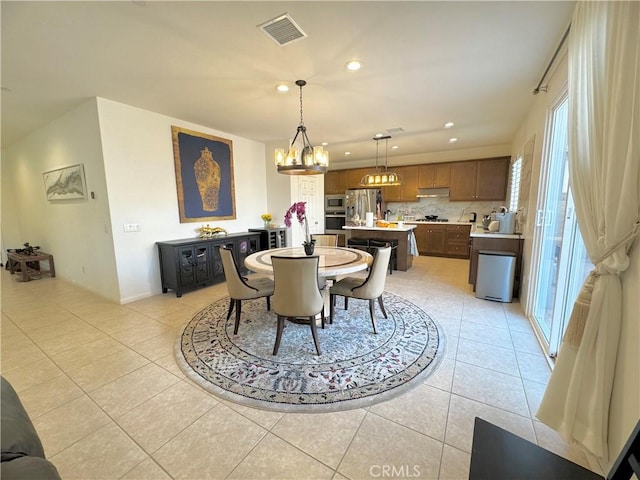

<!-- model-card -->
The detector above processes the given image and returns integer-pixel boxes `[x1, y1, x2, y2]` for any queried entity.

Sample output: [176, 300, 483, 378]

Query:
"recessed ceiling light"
[391, 145, 399, 150]
[443, 122, 454, 128]
[344, 151, 351, 156]
[321, 142, 328, 146]
[275, 84, 289, 93]
[374, 133, 384, 138]
[345, 60, 362, 72]
[448, 137, 458, 143]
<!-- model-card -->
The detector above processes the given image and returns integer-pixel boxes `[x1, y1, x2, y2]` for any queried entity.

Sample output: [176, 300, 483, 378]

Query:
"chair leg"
[321, 307, 325, 329]
[309, 316, 321, 356]
[226, 298, 235, 321]
[273, 315, 285, 355]
[368, 299, 378, 334]
[233, 300, 242, 335]
[377, 296, 388, 319]
[344, 297, 349, 310]
[266, 295, 271, 311]
[329, 294, 335, 324]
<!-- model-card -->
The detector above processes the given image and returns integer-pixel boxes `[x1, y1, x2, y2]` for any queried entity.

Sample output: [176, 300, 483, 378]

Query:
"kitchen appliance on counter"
[346, 189, 382, 225]
[495, 212, 516, 234]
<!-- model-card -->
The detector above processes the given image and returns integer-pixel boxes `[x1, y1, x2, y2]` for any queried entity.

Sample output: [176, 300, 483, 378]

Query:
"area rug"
[176, 291, 442, 413]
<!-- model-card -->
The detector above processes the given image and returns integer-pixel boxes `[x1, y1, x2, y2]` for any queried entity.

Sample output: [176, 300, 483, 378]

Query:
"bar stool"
[347, 238, 370, 252]
[368, 239, 398, 274]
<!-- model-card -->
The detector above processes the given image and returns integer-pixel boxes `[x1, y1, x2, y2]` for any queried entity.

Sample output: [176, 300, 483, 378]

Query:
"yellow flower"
[261, 213, 272, 222]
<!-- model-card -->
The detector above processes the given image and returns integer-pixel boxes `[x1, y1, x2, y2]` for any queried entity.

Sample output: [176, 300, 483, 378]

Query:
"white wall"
[96, 98, 268, 303]
[2, 98, 120, 301]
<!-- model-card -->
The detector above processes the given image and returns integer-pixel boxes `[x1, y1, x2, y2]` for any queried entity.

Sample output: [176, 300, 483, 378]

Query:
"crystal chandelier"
[275, 80, 329, 175]
[359, 135, 402, 187]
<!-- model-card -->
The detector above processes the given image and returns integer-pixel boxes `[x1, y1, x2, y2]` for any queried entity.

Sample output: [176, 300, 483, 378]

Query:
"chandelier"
[359, 135, 402, 187]
[275, 80, 329, 175]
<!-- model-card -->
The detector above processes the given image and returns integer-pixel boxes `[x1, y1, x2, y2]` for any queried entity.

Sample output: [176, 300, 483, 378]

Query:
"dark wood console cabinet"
[157, 232, 261, 297]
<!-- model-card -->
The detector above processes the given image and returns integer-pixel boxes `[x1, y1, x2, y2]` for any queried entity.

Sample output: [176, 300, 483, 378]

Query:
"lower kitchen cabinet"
[157, 232, 261, 297]
[414, 223, 470, 258]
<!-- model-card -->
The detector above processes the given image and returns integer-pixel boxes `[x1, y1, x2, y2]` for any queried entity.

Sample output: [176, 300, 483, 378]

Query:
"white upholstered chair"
[329, 245, 391, 334]
[219, 245, 274, 335]
[271, 255, 325, 356]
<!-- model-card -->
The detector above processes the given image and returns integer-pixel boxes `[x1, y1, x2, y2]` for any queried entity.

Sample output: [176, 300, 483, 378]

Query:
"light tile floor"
[1, 256, 594, 479]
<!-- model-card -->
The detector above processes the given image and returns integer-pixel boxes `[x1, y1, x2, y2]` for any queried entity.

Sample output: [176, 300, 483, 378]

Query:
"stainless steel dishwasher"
[476, 250, 516, 302]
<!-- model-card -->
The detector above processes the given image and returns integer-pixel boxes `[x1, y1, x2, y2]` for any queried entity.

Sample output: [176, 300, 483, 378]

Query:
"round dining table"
[244, 246, 373, 278]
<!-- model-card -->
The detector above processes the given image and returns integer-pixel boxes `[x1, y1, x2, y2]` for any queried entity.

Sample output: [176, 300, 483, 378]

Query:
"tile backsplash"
[386, 198, 506, 223]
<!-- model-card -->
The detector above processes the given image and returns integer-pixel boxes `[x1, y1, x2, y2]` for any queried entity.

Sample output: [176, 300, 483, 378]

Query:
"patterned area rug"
[176, 292, 442, 412]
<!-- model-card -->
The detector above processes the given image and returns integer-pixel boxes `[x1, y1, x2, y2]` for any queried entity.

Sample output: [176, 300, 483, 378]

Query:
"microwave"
[325, 194, 345, 212]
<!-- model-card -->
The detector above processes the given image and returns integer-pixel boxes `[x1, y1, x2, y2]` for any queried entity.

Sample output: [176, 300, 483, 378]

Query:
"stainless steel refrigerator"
[345, 189, 382, 225]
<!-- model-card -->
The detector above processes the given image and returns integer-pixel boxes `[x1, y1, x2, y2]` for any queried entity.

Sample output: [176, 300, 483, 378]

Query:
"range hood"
[416, 187, 450, 198]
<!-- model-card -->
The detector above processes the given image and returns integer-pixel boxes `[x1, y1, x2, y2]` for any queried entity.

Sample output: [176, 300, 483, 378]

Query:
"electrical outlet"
[123, 223, 141, 232]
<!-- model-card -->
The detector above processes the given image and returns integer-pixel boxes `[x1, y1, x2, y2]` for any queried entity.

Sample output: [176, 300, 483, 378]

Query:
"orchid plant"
[284, 201, 313, 245]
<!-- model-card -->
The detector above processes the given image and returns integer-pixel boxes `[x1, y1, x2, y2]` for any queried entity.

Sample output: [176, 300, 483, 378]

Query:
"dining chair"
[219, 245, 274, 335]
[271, 255, 325, 356]
[311, 234, 338, 247]
[329, 245, 391, 333]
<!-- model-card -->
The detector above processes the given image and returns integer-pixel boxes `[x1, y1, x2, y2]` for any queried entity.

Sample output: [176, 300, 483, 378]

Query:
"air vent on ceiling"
[386, 127, 405, 134]
[258, 13, 307, 46]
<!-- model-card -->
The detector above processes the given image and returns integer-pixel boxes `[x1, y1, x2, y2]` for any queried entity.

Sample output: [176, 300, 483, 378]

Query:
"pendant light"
[359, 135, 402, 187]
[275, 80, 329, 175]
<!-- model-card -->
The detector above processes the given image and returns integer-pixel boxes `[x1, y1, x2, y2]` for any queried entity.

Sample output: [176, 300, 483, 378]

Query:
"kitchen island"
[343, 224, 417, 271]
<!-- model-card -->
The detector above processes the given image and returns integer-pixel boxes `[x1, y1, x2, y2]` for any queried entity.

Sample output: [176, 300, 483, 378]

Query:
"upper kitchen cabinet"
[382, 166, 419, 202]
[418, 163, 451, 188]
[347, 168, 369, 190]
[324, 170, 348, 194]
[449, 157, 510, 201]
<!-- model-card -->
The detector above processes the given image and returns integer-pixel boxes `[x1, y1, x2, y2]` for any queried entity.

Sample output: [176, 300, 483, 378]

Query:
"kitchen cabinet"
[414, 224, 447, 255]
[157, 232, 261, 297]
[347, 168, 369, 189]
[414, 223, 470, 258]
[468, 235, 523, 298]
[382, 166, 419, 202]
[449, 157, 510, 201]
[446, 224, 471, 258]
[324, 170, 348, 194]
[418, 163, 451, 188]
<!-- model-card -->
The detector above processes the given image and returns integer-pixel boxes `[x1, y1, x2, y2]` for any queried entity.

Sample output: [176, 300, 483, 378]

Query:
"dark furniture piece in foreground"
[157, 232, 261, 297]
[1, 376, 61, 479]
[249, 227, 288, 250]
[7, 251, 56, 282]
[469, 417, 640, 480]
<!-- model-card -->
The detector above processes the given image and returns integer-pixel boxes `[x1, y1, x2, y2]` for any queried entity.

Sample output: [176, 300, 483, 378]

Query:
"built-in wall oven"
[325, 194, 346, 245]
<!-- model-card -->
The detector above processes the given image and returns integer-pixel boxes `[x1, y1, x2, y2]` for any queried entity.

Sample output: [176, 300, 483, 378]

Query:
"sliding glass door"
[530, 95, 593, 357]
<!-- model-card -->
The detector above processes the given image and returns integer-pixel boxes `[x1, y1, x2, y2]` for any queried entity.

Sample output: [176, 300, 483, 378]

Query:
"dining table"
[244, 246, 373, 319]
[244, 246, 373, 278]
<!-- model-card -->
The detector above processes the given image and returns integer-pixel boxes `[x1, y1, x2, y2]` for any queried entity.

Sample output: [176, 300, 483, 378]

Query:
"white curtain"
[536, 1, 640, 460]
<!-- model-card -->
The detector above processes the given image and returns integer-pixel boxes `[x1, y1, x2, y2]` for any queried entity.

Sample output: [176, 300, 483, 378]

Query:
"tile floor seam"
[453, 358, 523, 380]
[332, 408, 371, 477]
[365, 409, 447, 449]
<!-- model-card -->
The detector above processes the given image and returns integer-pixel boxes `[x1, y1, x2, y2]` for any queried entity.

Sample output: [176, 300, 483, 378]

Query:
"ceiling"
[1, 1, 575, 165]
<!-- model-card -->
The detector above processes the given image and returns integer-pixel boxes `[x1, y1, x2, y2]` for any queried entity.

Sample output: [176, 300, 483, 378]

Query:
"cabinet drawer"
[447, 232, 469, 241]
[447, 243, 469, 256]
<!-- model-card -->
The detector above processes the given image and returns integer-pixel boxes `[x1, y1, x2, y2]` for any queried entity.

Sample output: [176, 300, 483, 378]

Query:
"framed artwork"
[171, 126, 236, 223]
[43, 164, 87, 201]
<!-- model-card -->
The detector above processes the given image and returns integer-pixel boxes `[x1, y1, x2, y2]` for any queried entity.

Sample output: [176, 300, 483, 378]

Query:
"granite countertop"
[343, 225, 417, 232]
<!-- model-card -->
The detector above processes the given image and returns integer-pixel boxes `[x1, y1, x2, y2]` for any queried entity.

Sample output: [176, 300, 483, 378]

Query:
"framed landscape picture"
[43, 164, 87, 201]
[171, 126, 236, 223]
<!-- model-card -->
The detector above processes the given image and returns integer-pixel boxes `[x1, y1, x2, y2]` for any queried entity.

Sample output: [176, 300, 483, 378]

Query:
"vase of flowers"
[261, 213, 272, 229]
[284, 201, 315, 255]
